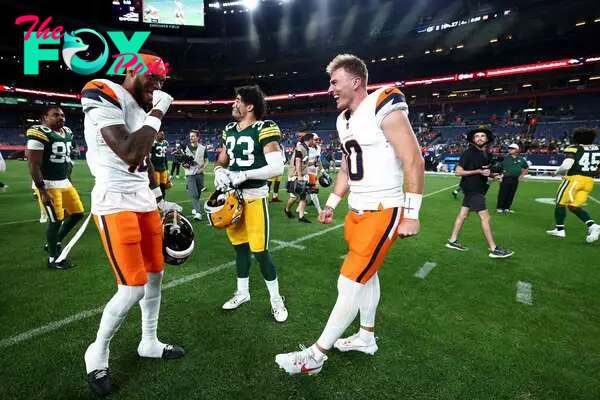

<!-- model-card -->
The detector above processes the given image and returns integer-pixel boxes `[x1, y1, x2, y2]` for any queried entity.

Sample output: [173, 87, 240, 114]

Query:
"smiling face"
[130, 72, 166, 108]
[328, 67, 361, 111]
[232, 95, 251, 121]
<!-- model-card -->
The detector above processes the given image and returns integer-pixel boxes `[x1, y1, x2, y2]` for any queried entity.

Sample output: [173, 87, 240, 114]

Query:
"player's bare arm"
[381, 109, 424, 236]
[99, 108, 163, 167]
[146, 156, 158, 189]
[26, 148, 52, 204]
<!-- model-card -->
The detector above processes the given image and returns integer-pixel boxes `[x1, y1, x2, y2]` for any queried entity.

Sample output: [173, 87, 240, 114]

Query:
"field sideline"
[0, 159, 599, 399]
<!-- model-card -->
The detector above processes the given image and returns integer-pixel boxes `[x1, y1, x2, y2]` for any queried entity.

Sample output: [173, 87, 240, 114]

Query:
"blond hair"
[326, 54, 368, 87]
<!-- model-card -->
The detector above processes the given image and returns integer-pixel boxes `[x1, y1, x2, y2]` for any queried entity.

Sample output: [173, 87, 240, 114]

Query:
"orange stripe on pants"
[340, 207, 400, 284]
[94, 210, 164, 286]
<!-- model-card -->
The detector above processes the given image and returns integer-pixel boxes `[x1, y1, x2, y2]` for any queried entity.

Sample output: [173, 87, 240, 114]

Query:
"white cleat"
[586, 224, 600, 243]
[275, 345, 327, 376]
[222, 291, 251, 310]
[333, 333, 378, 355]
[546, 229, 566, 238]
[271, 295, 288, 322]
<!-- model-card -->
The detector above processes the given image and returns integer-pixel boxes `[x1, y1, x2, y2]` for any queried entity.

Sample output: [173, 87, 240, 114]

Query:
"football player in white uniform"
[276, 54, 424, 375]
[306, 134, 327, 213]
[81, 50, 184, 396]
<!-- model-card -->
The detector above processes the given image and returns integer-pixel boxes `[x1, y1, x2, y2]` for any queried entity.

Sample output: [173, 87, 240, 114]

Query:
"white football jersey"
[81, 79, 156, 214]
[308, 144, 321, 174]
[335, 86, 409, 210]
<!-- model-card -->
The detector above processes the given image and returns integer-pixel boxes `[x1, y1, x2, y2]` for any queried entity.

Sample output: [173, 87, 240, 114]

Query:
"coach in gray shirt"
[183, 130, 209, 220]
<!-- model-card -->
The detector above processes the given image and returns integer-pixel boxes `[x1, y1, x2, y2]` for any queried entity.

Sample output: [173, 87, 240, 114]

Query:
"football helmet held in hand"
[162, 210, 195, 265]
[319, 174, 332, 188]
[204, 189, 244, 229]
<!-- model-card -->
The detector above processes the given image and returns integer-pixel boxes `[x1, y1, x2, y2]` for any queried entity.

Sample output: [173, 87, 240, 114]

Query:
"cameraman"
[183, 130, 209, 220]
[446, 128, 514, 258]
[284, 132, 313, 223]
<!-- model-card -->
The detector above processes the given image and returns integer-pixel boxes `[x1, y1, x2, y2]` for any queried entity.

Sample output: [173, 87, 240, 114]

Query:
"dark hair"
[572, 128, 597, 145]
[139, 48, 159, 57]
[42, 104, 62, 117]
[302, 132, 314, 142]
[235, 85, 267, 120]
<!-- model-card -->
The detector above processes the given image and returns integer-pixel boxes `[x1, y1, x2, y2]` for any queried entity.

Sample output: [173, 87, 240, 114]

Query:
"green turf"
[0, 159, 599, 399]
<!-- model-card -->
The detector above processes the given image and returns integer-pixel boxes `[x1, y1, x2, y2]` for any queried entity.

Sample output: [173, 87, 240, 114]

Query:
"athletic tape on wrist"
[403, 193, 422, 219]
[325, 193, 342, 210]
[144, 115, 162, 132]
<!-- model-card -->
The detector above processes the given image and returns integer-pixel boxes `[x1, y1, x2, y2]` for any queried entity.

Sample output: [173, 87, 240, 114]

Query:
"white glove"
[229, 171, 248, 188]
[214, 166, 232, 190]
[158, 199, 183, 213]
[152, 90, 173, 115]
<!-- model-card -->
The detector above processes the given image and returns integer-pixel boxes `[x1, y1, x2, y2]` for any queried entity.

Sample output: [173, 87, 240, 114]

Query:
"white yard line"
[589, 196, 600, 205]
[270, 240, 306, 250]
[414, 261, 438, 279]
[0, 184, 456, 348]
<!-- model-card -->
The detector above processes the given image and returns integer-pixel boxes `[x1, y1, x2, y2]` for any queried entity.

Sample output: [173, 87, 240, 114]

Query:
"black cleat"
[284, 208, 294, 219]
[298, 217, 311, 224]
[452, 190, 458, 200]
[48, 259, 74, 269]
[87, 368, 113, 397]
[162, 344, 186, 359]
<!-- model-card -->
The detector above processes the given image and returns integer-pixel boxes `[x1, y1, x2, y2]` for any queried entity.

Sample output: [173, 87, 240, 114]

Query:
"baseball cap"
[508, 143, 519, 150]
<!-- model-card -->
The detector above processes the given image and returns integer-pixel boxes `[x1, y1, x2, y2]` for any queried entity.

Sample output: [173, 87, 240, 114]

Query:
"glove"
[229, 171, 248, 188]
[152, 90, 173, 115]
[158, 199, 183, 213]
[214, 166, 232, 190]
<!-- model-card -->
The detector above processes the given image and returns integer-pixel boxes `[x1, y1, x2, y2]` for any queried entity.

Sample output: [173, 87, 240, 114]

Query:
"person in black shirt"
[446, 128, 514, 258]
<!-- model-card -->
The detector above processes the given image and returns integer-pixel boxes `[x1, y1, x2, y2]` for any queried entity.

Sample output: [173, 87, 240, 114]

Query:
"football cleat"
[87, 369, 113, 397]
[275, 345, 327, 376]
[333, 333, 378, 355]
[298, 217, 311, 224]
[284, 208, 294, 219]
[445, 240, 467, 251]
[546, 228, 566, 238]
[162, 210, 195, 266]
[489, 247, 514, 258]
[162, 344, 186, 359]
[222, 291, 251, 310]
[137, 341, 186, 359]
[271, 296, 288, 322]
[586, 224, 600, 243]
[204, 189, 244, 229]
[48, 259, 74, 269]
[271, 197, 282, 203]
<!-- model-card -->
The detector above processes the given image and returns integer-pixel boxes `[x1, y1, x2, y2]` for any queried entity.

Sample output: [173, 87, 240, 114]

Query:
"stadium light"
[244, 0, 259, 10]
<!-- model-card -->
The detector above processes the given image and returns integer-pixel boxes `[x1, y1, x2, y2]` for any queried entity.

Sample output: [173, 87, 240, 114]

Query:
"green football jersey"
[222, 120, 282, 189]
[564, 144, 600, 177]
[151, 139, 169, 172]
[26, 125, 73, 181]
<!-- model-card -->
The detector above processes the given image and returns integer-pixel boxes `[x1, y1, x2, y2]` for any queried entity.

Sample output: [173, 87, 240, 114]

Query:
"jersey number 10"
[342, 140, 364, 181]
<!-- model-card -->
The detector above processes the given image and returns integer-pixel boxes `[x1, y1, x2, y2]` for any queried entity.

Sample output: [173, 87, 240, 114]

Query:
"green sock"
[253, 251, 277, 281]
[570, 207, 594, 227]
[47, 222, 61, 259]
[273, 180, 281, 194]
[234, 243, 252, 278]
[555, 206, 566, 229]
[58, 213, 84, 243]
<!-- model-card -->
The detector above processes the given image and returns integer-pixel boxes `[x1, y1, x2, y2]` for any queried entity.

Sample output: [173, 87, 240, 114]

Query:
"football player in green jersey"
[26, 106, 85, 269]
[213, 85, 288, 322]
[547, 128, 600, 243]
[150, 130, 171, 199]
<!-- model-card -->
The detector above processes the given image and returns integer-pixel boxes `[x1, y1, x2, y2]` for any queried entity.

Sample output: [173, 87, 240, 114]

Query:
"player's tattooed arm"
[99, 109, 162, 167]
[146, 156, 158, 189]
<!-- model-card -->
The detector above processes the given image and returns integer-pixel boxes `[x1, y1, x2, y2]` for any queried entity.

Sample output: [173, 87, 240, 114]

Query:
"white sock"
[138, 272, 166, 358]
[265, 278, 280, 299]
[316, 275, 364, 350]
[86, 285, 145, 373]
[237, 277, 250, 294]
[359, 327, 375, 342]
[310, 344, 327, 361]
[359, 273, 380, 329]
[310, 193, 322, 213]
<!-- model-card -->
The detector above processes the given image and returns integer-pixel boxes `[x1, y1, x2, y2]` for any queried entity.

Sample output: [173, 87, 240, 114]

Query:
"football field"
[0, 159, 599, 399]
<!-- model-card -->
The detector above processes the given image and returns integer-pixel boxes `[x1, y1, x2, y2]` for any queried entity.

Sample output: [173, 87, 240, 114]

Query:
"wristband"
[152, 187, 162, 199]
[144, 115, 162, 132]
[403, 192, 422, 220]
[35, 181, 46, 189]
[325, 193, 342, 210]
